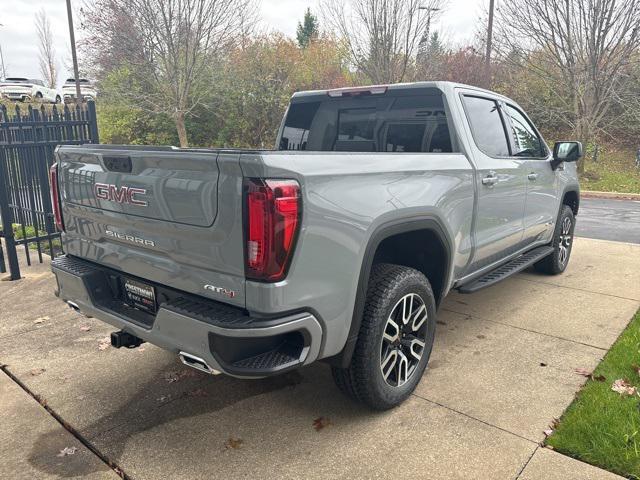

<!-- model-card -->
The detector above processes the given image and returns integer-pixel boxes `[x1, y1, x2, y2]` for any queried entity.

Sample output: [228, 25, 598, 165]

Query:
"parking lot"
[1, 207, 639, 479]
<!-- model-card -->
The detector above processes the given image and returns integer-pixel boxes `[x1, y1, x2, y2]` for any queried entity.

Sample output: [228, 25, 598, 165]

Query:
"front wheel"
[535, 205, 575, 275]
[332, 263, 436, 410]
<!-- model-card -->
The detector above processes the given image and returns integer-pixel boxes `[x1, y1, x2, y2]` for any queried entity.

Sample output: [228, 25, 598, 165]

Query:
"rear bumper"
[51, 255, 322, 378]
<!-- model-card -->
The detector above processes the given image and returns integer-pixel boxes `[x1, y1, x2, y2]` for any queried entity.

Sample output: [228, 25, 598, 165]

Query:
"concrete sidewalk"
[1, 237, 638, 479]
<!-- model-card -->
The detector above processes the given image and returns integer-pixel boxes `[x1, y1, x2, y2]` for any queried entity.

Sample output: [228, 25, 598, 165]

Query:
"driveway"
[1, 213, 639, 479]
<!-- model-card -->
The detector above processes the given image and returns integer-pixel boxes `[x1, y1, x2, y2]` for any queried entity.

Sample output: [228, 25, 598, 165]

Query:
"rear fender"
[332, 216, 453, 367]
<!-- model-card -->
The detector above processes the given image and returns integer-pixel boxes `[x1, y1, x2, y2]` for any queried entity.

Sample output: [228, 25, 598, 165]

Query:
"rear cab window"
[278, 87, 456, 153]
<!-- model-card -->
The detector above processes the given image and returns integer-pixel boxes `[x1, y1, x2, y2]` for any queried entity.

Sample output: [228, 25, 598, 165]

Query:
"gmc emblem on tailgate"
[94, 183, 148, 207]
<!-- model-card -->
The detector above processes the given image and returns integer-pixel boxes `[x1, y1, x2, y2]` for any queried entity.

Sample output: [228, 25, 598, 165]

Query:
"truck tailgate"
[55, 146, 247, 307]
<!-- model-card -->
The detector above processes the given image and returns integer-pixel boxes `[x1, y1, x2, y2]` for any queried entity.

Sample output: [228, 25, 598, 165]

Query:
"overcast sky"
[0, 0, 483, 87]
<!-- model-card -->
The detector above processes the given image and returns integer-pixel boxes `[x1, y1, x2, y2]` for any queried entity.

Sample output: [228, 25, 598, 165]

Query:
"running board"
[457, 246, 554, 294]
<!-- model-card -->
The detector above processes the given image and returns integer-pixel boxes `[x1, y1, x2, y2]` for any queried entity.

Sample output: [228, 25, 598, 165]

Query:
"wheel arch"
[330, 216, 453, 367]
[562, 187, 580, 215]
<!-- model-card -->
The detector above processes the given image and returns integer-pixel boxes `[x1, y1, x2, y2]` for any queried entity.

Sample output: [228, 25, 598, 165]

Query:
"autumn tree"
[321, 0, 446, 83]
[35, 9, 57, 88]
[296, 8, 319, 48]
[214, 34, 352, 148]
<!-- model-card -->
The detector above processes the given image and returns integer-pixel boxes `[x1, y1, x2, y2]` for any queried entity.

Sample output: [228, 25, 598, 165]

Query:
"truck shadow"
[27, 361, 361, 478]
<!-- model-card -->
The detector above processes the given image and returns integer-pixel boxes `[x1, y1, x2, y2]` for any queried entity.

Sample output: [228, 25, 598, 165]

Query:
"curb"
[581, 190, 640, 201]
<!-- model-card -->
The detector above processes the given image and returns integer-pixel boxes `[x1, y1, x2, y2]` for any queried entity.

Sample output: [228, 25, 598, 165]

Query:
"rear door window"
[462, 95, 510, 157]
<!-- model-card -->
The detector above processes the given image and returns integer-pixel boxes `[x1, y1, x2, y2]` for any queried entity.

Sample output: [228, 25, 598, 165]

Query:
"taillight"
[244, 178, 301, 282]
[49, 163, 65, 231]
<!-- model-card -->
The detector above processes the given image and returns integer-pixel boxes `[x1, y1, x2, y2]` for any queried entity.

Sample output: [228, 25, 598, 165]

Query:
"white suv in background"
[62, 78, 98, 103]
[0, 77, 61, 103]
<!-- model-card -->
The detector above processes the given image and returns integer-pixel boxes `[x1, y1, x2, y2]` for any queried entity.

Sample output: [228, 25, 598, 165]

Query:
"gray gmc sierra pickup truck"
[50, 81, 581, 409]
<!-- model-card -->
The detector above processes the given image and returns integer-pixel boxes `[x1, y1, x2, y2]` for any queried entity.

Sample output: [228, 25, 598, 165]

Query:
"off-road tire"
[535, 205, 575, 275]
[332, 263, 436, 410]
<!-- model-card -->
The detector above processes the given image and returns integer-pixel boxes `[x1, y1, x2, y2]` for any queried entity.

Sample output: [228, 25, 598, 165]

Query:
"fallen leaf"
[593, 374, 606, 382]
[79, 325, 91, 332]
[56, 446, 78, 457]
[612, 379, 638, 396]
[29, 368, 45, 376]
[225, 437, 243, 449]
[574, 367, 592, 377]
[138, 346, 146, 352]
[312, 417, 332, 431]
[34, 317, 49, 324]
[539, 362, 547, 367]
[98, 337, 111, 351]
[543, 429, 553, 437]
[157, 395, 171, 403]
[632, 365, 640, 377]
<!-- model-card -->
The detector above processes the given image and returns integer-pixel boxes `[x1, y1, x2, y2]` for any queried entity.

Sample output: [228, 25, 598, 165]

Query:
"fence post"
[0, 156, 20, 280]
[87, 100, 99, 144]
[0, 238, 5, 273]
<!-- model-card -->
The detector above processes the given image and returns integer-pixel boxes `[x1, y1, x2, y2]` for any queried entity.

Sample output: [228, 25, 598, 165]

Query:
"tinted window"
[506, 105, 545, 157]
[279, 101, 320, 150]
[278, 90, 454, 153]
[338, 108, 376, 141]
[462, 96, 510, 157]
[385, 124, 425, 152]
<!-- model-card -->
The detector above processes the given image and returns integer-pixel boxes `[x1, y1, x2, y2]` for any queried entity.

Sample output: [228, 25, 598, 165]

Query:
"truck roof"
[291, 81, 510, 103]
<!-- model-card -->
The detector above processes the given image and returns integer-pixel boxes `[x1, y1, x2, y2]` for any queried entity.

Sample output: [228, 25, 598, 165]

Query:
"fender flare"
[560, 185, 580, 215]
[333, 216, 453, 367]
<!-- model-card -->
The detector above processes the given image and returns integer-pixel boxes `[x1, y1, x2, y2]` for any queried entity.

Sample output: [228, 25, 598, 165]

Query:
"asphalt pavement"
[576, 197, 640, 244]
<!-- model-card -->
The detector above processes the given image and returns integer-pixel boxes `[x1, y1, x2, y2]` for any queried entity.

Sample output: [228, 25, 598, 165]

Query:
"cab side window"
[462, 95, 510, 157]
[505, 105, 546, 158]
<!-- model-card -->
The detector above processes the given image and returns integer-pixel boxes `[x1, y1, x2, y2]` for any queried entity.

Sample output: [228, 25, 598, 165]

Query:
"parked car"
[62, 78, 97, 103]
[49, 81, 582, 410]
[0, 77, 60, 103]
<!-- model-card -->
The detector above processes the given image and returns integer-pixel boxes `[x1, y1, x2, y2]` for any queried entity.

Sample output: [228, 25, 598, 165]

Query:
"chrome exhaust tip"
[178, 351, 221, 375]
[67, 300, 80, 312]
[66, 301, 93, 318]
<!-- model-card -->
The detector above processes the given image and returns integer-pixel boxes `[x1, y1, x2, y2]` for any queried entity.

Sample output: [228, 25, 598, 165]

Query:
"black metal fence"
[0, 101, 99, 280]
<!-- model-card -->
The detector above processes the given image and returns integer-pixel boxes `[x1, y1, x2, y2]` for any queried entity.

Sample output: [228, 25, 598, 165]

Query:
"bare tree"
[496, 0, 640, 170]
[321, 0, 445, 84]
[35, 9, 57, 88]
[83, 0, 257, 147]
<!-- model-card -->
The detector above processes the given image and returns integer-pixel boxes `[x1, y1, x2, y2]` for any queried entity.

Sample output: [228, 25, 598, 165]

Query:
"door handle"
[527, 172, 538, 181]
[482, 172, 499, 186]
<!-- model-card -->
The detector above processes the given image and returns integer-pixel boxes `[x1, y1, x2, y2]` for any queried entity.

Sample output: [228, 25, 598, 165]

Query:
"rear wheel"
[332, 263, 436, 410]
[535, 205, 575, 275]
[34, 92, 43, 103]
[55, 95, 61, 104]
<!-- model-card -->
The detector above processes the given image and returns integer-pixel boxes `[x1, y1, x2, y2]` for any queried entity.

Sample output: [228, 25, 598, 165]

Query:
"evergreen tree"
[296, 8, 319, 48]
[425, 32, 445, 60]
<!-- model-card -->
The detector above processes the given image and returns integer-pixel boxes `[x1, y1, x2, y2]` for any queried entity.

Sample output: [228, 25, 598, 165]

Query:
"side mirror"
[552, 141, 583, 169]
